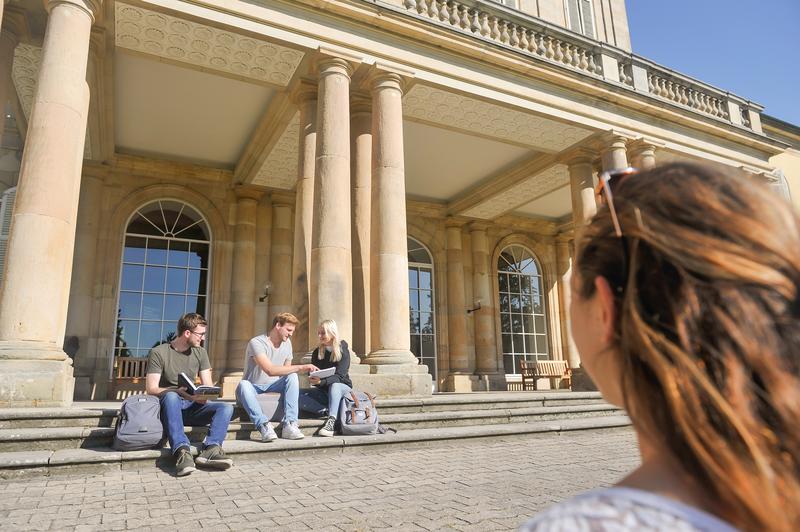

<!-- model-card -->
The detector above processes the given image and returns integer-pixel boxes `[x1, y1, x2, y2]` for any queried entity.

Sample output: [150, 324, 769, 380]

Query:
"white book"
[309, 367, 335, 379]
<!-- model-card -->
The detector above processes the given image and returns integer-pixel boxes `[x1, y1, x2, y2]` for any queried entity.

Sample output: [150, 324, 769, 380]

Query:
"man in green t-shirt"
[146, 313, 233, 476]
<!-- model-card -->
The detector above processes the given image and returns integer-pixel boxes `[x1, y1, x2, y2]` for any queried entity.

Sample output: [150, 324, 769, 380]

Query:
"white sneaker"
[281, 421, 304, 440]
[258, 422, 278, 442]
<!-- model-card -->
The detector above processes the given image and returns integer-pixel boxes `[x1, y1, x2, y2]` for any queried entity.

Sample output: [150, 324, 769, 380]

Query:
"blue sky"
[626, 1, 799, 125]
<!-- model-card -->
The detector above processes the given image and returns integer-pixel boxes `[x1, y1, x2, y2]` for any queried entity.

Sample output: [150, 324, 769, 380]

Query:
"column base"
[221, 372, 243, 400]
[363, 348, 419, 366]
[0, 341, 75, 407]
[570, 367, 597, 391]
[444, 373, 479, 392]
[474, 372, 507, 392]
[352, 363, 432, 397]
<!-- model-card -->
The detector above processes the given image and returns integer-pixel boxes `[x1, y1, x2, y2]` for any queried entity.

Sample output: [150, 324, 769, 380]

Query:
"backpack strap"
[350, 391, 360, 408]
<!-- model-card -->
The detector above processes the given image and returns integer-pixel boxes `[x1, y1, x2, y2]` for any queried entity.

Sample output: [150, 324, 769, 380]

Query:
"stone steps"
[0, 415, 632, 479]
[0, 391, 631, 478]
[0, 402, 622, 451]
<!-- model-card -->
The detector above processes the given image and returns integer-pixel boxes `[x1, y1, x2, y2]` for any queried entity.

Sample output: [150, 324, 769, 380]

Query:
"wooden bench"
[520, 359, 572, 391]
[110, 356, 148, 399]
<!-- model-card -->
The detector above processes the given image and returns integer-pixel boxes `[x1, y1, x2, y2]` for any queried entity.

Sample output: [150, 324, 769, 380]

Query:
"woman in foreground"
[521, 163, 800, 531]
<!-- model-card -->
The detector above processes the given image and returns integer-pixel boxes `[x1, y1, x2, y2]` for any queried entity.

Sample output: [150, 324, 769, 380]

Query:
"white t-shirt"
[242, 334, 293, 386]
[519, 487, 738, 531]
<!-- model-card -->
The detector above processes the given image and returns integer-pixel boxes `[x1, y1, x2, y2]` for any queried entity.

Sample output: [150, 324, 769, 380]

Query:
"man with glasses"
[146, 312, 234, 476]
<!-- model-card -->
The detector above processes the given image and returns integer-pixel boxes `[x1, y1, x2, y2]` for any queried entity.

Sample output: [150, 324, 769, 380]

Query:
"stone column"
[567, 149, 598, 226]
[555, 237, 579, 369]
[363, 67, 430, 396]
[0, 0, 101, 407]
[628, 139, 658, 170]
[601, 133, 630, 171]
[221, 187, 261, 397]
[469, 222, 502, 389]
[444, 221, 474, 392]
[310, 56, 353, 344]
[253, 195, 271, 335]
[269, 200, 294, 317]
[350, 92, 371, 358]
[290, 80, 317, 355]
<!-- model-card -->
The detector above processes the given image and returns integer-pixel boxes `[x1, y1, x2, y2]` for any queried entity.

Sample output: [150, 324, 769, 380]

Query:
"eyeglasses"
[189, 330, 207, 339]
[595, 167, 637, 237]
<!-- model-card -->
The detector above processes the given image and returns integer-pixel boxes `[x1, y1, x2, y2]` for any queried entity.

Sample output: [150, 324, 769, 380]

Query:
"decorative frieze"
[252, 111, 299, 189]
[403, 85, 591, 152]
[460, 164, 569, 219]
[115, 3, 304, 86]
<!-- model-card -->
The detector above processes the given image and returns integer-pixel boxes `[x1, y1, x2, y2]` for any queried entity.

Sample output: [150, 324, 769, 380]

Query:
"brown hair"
[177, 313, 207, 335]
[272, 312, 299, 328]
[575, 163, 800, 531]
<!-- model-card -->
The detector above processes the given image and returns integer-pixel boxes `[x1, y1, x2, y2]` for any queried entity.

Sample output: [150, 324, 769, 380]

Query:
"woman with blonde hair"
[522, 163, 800, 531]
[299, 319, 353, 437]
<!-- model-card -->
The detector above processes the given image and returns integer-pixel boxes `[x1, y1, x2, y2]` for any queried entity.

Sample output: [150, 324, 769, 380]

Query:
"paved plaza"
[0, 428, 639, 531]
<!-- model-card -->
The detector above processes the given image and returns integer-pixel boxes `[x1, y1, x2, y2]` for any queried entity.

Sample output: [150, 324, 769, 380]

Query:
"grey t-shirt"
[242, 334, 293, 386]
[146, 343, 211, 389]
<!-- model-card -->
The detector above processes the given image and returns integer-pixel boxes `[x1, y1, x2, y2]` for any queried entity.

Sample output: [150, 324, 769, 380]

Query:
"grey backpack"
[112, 394, 164, 451]
[338, 390, 380, 435]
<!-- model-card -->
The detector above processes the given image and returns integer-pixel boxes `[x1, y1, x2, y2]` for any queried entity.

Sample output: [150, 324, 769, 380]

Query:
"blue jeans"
[299, 383, 352, 419]
[159, 391, 233, 454]
[236, 374, 299, 428]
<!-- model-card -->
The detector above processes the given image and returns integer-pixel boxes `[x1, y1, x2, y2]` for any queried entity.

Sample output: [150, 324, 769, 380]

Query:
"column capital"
[234, 185, 265, 202]
[366, 63, 415, 94]
[350, 90, 371, 115]
[1, 5, 31, 45]
[45, 0, 103, 22]
[288, 77, 318, 105]
[315, 46, 362, 79]
[444, 217, 467, 229]
[468, 221, 491, 233]
[562, 147, 598, 167]
[627, 137, 664, 156]
[601, 129, 636, 153]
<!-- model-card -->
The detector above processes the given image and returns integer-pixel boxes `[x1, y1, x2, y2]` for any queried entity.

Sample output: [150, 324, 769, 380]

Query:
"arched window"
[408, 237, 437, 384]
[114, 200, 211, 359]
[497, 245, 548, 374]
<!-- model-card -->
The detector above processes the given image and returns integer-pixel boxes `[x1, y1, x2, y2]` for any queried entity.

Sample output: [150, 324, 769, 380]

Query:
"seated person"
[236, 312, 318, 442]
[145, 313, 233, 477]
[300, 319, 353, 437]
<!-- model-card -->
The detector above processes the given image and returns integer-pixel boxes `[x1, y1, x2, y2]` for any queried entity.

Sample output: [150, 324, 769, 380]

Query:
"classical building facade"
[0, 0, 793, 406]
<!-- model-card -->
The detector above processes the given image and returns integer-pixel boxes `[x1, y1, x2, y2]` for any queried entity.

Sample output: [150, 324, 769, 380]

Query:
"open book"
[178, 372, 221, 399]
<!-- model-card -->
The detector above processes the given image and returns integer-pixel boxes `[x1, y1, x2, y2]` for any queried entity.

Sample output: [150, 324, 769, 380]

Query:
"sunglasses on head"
[595, 167, 638, 237]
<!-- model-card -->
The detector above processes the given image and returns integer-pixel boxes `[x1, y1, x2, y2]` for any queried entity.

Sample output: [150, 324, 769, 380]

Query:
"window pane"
[187, 269, 202, 295]
[164, 294, 185, 321]
[502, 333, 512, 354]
[515, 356, 523, 374]
[146, 240, 168, 265]
[509, 275, 520, 293]
[410, 335, 421, 358]
[521, 294, 532, 314]
[419, 269, 431, 290]
[409, 290, 419, 312]
[534, 300, 544, 315]
[118, 292, 141, 319]
[123, 237, 147, 263]
[420, 290, 432, 313]
[141, 294, 164, 320]
[499, 293, 510, 311]
[117, 320, 139, 349]
[503, 355, 514, 374]
[420, 312, 433, 334]
[501, 313, 511, 333]
[120, 264, 144, 291]
[513, 334, 525, 353]
[188, 243, 209, 269]
[511, 314, 522, 333]
[520, 275, 531, 294]
[523, 315, 534, 334]
[186, 296, 198, 314]
[408, 268, 418, 289]
[534, 315, 545, 334]
[143, 266, 166, 292]
[168, 240, 190, 267]
[525, 334, 536, 353]
[166, 268, 187, 293]
[421, 335, 435, 357]
[536, 335, 548, 354]
[139, 321, 162, 350]
[510, 295, 520, 312]
[498, 274, 508, 292]
[194, 296, 206, 315]
[409, 312, 420, 334]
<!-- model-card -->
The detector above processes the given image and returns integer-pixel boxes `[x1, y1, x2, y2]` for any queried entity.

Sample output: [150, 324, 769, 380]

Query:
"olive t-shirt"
[146, 342, 211, 388]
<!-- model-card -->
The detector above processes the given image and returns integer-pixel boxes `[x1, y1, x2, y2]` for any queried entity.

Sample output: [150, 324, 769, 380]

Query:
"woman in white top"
[522, 163, 800, 531]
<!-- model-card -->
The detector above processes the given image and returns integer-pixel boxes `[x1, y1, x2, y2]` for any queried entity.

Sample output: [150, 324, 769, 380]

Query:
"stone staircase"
[0, 391, 630, 478]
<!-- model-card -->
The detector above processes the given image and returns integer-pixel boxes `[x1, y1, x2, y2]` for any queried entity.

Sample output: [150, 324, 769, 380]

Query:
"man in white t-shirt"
[236, 312, 318, 441]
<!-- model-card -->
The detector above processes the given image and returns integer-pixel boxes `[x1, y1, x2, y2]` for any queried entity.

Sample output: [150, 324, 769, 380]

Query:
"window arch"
[114, 200, 211, 359]
[408, 237, 437, 384]
[497, 245, 548, 374]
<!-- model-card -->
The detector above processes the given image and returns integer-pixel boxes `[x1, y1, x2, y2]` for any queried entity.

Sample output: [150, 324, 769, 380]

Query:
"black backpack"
[112, 394, 164, 451]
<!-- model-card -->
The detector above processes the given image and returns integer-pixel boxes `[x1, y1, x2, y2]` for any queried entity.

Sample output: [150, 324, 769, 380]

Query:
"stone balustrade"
[389, 0, 763, 133]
